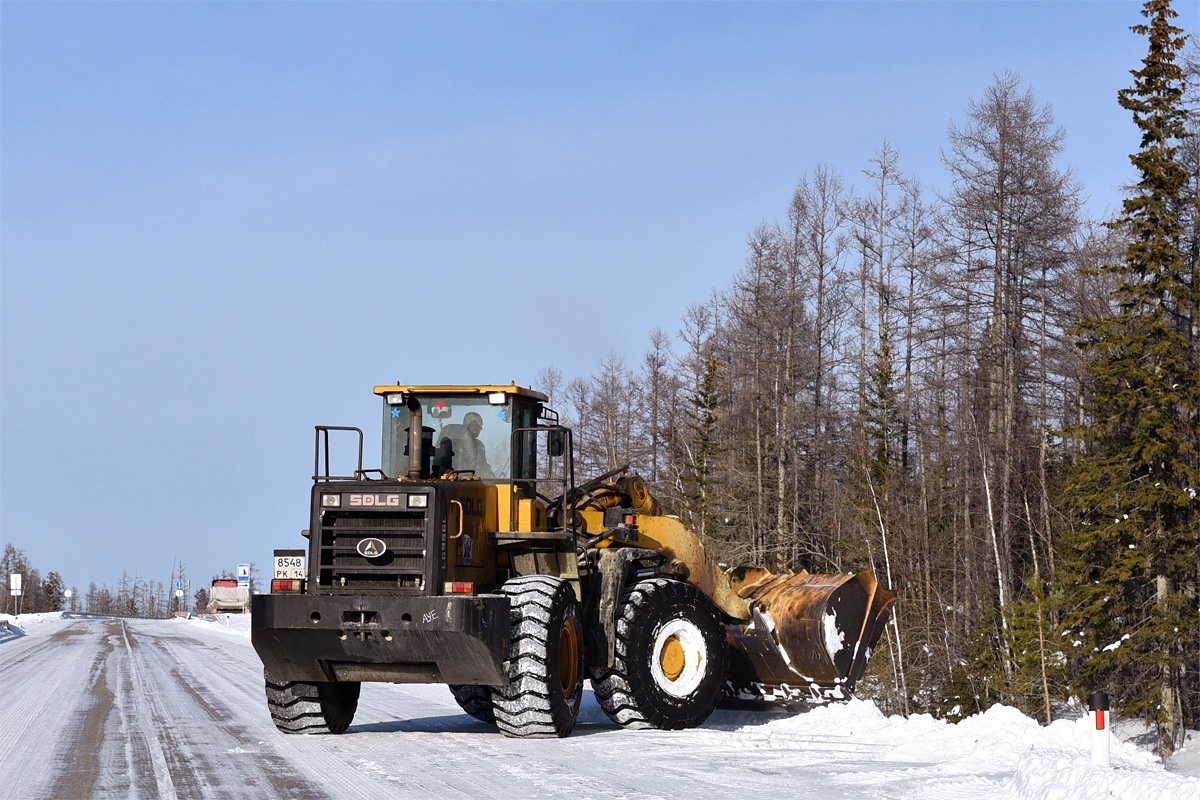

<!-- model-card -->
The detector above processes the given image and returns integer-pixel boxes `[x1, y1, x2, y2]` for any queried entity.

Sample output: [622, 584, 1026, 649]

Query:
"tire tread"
[590, 578, 726, 731]
[492, 575, 583, 738]
[263, 669, 359, 735]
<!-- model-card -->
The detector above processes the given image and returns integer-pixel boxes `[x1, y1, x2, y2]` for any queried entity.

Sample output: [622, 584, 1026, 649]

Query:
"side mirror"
[547, 430, 566, 458]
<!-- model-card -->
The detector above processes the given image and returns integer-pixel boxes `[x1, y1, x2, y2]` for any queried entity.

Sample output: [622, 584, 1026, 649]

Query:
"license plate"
[274, 554, 306, 580]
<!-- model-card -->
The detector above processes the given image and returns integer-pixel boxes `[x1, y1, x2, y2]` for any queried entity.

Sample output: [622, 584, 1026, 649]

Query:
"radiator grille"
[316, 510, 429, 592]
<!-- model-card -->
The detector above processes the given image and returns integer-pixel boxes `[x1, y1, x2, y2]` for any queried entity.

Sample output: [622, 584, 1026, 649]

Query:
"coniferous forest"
[541, 1, 1198, 758]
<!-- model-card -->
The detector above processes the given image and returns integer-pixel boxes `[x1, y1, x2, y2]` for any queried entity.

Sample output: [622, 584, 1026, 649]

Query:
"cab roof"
[373, 383, 549, 402]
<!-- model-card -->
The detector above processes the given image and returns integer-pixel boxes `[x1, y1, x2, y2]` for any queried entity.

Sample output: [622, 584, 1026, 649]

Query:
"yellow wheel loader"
[251, 384, 896, 737]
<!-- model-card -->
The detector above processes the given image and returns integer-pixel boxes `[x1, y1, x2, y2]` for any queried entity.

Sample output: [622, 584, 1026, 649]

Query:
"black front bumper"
[251, 592, 510, 686]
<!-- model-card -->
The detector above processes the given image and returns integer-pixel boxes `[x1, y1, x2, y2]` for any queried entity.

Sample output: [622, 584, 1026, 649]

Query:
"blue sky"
[0, 1, 1183, 594]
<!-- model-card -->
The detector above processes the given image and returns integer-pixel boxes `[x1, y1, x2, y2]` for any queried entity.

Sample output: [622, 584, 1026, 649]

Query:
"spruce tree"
[194, 587, 210, 614]
[42, 572, 65, 613]
[1059, 0, 1198, 758]
[850, 324, 912, 716]
[682, 354, 724, 546]
[1001, 578, 1070, 724]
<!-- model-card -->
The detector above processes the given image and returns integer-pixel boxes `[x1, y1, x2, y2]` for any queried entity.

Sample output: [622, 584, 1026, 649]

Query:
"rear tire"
[265, 669, 360, 734]
[590, 578, 726, 730]
[492, 575, 584, 738]
[448, 684, 495, 723]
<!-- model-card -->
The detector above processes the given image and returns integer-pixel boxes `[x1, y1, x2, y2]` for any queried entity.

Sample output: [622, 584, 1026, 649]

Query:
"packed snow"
[1, 611, 1198, 800]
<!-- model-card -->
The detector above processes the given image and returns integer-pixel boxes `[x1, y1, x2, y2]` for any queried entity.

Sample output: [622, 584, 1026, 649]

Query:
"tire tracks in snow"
[39, 620, 166, 799]
[0, 620, 113, 800]
[124, 622, 336, 800]
[11, 617, 972, 800]
[145, 624, 544, 799]
[150, 623, 488, 800]
[118, 623, 181, 799]
[42, 626, 119, 800]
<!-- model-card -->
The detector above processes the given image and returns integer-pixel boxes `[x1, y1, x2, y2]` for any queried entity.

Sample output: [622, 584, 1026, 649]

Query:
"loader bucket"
[723, 569, 897, 702]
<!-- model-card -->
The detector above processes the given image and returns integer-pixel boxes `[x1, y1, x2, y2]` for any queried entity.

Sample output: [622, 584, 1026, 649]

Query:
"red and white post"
[1089, 691, 1110, 767]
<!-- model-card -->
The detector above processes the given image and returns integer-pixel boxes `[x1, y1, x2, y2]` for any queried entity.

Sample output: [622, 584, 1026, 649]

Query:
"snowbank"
[744, 698, 1199, 799]
[1, 611, 66, 628]
[1003, 749, 1193, 800]
[1, 612, 74, 640]
[169, 612, 252, 639]
[1174, 733, 1200, 777]
[0, 612, 22, 641]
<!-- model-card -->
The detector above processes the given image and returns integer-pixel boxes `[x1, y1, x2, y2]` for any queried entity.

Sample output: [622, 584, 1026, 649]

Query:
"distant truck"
[210, 579, 249, 613]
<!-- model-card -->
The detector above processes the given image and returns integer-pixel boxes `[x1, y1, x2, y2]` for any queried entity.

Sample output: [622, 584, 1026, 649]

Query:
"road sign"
[175, 580, 186, 590]
[9, 574, 21, 592]
[237, 564, 250, 583]
[64, 589, 73, 598]
[176, 589, 184, 598]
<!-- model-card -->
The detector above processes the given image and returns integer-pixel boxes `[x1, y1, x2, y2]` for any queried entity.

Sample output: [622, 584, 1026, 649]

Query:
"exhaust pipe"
[407, 397, 423, 479]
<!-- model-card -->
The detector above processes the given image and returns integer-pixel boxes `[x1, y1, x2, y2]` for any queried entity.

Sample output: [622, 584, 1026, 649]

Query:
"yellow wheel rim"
[659, 635, 685, 682]
[559, 618, 580, 698]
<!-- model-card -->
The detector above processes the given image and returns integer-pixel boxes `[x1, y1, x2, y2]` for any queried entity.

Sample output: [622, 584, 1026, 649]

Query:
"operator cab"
[378, 385, 547, 482]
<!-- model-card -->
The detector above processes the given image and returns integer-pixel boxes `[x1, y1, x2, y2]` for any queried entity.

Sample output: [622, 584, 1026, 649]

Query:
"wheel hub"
[659, 635, 686, 681]
[650, 619, 707, 697]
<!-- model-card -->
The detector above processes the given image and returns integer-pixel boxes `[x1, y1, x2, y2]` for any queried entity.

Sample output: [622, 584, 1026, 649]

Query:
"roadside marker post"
[1089, 691, 1110, 768]
[237, 565, 251, 613]
[9, 574, 22, 616]
[174, 579, 192, 613]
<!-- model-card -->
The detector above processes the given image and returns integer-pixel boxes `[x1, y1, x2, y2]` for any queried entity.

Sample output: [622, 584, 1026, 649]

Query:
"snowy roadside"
[165, 611, 1199, 799]
[0, 610, 63, 639]
[753, 699, 1200, 799]
[168, 611, 253, 639]
[0, 612, 25, 642]
[4, 612, 1197, 800]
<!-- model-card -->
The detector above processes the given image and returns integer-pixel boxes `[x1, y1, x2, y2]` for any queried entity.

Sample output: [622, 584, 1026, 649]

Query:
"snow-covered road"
[2, 613, 1197, 800]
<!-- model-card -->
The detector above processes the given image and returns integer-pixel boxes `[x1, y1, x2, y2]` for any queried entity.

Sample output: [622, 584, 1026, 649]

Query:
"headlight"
[322, 494, 341, 507]
[408, 494, 427, 508]
[488, 392, 506, 405]
[386, 393, 404, 405]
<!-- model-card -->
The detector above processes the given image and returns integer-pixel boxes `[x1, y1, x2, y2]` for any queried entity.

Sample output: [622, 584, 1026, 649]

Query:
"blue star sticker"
[391, 408, 402, 417]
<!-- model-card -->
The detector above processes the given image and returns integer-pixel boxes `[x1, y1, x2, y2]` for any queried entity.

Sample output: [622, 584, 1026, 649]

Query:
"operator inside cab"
[435, 411, 496, 478]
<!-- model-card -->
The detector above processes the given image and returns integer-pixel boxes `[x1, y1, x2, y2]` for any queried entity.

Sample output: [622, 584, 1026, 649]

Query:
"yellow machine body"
[571, 474, 897, 701]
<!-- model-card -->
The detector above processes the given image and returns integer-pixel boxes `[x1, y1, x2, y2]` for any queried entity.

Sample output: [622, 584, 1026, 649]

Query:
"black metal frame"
[508, 422, 577, 532]
[314, 426, 383, 482]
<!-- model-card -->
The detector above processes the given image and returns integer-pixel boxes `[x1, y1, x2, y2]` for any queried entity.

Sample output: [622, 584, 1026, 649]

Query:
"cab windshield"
[384, 395, 530, 480]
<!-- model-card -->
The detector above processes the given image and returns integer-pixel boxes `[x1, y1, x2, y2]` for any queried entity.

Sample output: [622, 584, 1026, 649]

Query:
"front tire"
[591, 578, 727, 730]
[264, 669, 360, 734]
[492, 575, 584, 738]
